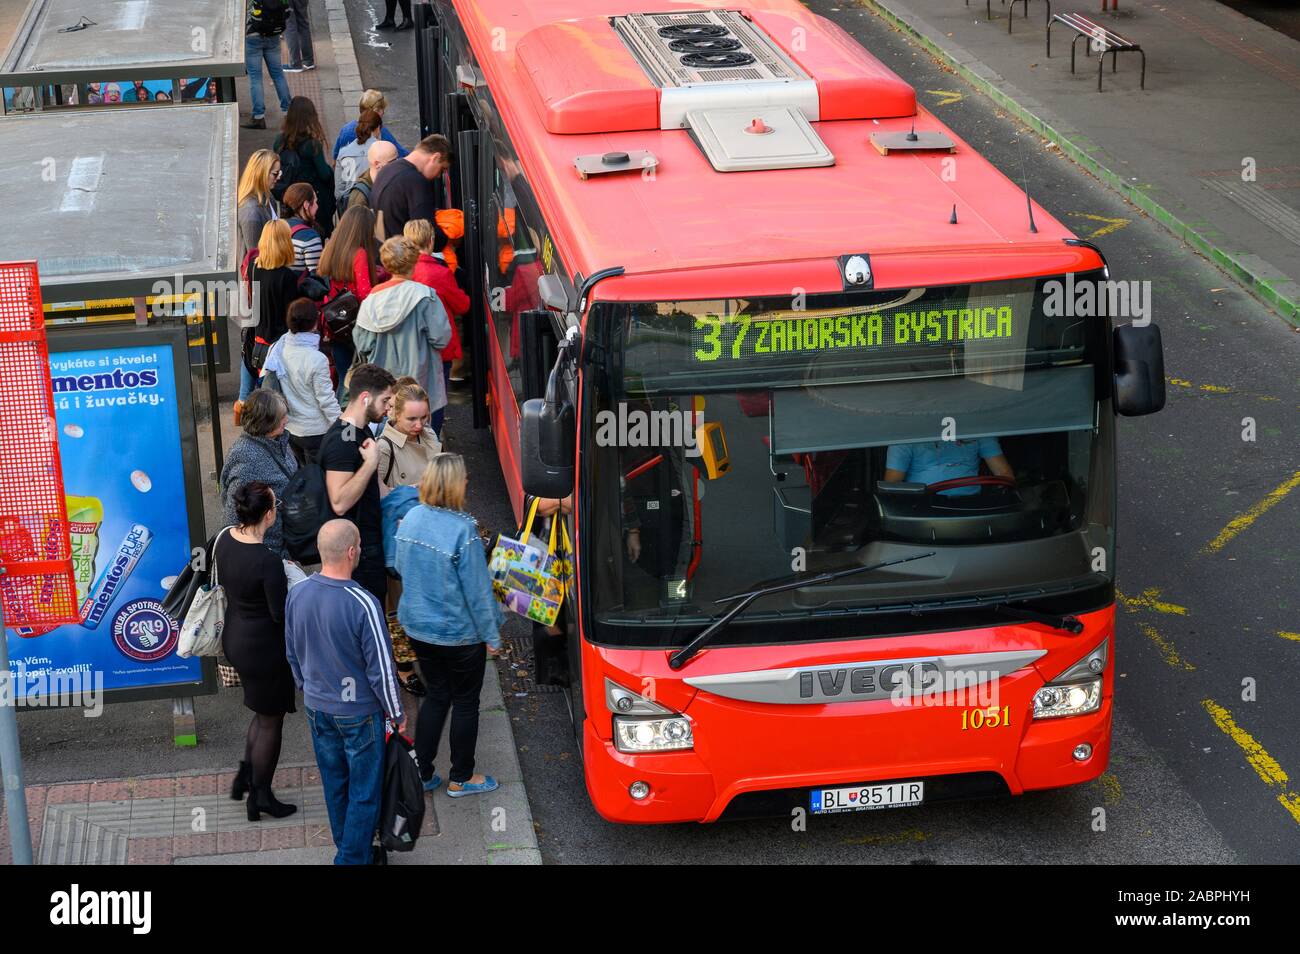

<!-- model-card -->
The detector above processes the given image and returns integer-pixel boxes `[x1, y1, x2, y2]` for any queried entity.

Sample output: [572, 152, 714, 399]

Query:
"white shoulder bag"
[178, 527, 231, 658]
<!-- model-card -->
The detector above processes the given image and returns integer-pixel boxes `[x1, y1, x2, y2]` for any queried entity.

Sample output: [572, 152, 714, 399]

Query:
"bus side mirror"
[1113, 323, 1165, 416]
[520, 346, 576, 499]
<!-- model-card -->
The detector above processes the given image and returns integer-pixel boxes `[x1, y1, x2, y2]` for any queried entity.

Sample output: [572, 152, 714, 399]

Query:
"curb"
[317, 0, 542, 865]
[855, 0, 1300, 326]
[479, 660, 544, 864]
[324, 0, 365, 107]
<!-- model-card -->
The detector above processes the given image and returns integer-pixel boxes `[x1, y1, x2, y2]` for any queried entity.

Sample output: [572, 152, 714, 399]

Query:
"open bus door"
[455, 124, 490, 430]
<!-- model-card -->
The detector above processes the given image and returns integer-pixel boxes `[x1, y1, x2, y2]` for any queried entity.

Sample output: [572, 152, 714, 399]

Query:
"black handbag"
[322, 288, 359, 342]
[379, 731, 425, 853]
[161, 531, 220, 622]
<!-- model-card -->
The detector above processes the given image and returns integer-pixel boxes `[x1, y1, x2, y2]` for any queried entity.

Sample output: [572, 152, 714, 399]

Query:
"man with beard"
[319, 363, 397, 603]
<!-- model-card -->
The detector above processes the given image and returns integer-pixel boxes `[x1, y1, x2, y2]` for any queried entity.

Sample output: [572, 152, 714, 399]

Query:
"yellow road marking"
[1202, 699, 1287, 787]
[1202, 470, 1300, 555]
[1139, 622, 1195, 671]
[843, 828, 928, 846]
[1099, 771, 1123, 806]
[1069, 212, 1130, 238]
[925, 89, 963, 106]
[1165, 377, 1287, 403]
[1279, 792, 1300, 827]
[1117, 587, 1188, 616]
[1278, 631, 1300, 643]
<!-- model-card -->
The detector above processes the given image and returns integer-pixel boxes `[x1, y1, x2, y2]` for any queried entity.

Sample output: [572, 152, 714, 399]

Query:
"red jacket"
[411, 253, 468, 361]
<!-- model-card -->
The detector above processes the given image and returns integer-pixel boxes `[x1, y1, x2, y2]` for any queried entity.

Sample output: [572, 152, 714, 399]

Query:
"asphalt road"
[9, 0, 1292, 866]
[343, 0, 1298, 863]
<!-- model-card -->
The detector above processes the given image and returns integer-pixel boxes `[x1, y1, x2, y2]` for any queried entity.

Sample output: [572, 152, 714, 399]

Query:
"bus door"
[452, 120, 490, 431]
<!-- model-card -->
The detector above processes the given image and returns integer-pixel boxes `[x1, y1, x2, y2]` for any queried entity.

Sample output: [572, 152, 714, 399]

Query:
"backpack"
[280, 461, 331, 564]
[379, 731, 425, 853]
[272, 145, 304, 203]
[334, 138, 373, 201]
[346, 179, 372, 210]
[247, 0, 289, 37]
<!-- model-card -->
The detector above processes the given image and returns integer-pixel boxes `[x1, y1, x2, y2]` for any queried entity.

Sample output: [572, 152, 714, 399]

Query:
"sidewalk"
[2, 0, 540, 866]
[855, 0, 1300, 324]
[1, 670, 537, 865]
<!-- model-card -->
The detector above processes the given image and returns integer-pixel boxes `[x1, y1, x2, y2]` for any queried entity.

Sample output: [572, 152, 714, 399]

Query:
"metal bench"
[965, 0, 1006, 23]
[1008, 0, 1050, 34]
[1048, 12, 1145, 91]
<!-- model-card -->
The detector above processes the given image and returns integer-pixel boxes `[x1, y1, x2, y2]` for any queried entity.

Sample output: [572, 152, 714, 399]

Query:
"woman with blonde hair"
[236, 149, 282, 262]
[237, 220, 302, 419]
[393, 453, 503, 796]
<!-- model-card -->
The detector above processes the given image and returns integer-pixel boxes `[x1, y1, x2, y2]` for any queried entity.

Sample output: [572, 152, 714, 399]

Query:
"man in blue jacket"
[286, 519, 406, 865]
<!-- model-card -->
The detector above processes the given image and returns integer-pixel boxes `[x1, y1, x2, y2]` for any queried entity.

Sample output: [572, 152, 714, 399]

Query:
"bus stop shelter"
[0, 0, 245, 112]
[0, 103, 239, 472]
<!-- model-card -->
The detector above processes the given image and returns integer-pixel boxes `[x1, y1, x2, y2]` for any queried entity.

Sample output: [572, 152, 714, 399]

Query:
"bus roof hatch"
[685, 105, 834, 172]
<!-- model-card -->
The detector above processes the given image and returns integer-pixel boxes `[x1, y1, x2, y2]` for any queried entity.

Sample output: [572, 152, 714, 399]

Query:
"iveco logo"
[683, 650, 1046, 706]
[799, 662, 940, 700]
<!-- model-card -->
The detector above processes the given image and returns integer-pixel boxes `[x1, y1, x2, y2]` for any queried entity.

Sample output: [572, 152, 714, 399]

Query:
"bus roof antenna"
[1012, 133, 1039, 234]
[950, 203, 958, 225]
[906, 121, 918, 142]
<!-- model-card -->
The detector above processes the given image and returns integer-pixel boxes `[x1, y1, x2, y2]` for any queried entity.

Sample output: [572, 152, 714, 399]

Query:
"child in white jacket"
[261, 298, 342, 464]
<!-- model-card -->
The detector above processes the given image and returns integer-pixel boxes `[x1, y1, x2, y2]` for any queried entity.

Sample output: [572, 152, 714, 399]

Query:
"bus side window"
[486, 183, 542, 403]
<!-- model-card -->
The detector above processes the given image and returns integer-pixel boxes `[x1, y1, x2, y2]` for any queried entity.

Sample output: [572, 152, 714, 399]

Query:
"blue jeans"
[238, 360, 257, 402]
[330, 339, 354, 403]
[306, 707, 385, 865]
[245, 34, 292, 120]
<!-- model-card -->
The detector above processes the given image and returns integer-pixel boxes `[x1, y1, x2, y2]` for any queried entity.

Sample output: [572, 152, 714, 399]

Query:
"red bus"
[413, 0, 1165, 823]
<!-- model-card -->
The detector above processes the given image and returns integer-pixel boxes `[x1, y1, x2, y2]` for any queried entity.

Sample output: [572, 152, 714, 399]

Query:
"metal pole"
[0, 592, 34, 865]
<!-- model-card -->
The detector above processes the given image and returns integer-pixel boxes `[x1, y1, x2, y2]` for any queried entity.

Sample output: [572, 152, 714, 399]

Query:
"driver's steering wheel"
[926, 475, 1016, 495]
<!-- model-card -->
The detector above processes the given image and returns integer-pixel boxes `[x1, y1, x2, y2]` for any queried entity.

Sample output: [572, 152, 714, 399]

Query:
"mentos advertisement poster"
[4, 339, 204, 701]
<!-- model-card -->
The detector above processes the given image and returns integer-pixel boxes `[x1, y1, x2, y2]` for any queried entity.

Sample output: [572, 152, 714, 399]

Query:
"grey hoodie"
[354, 279, 451, 411]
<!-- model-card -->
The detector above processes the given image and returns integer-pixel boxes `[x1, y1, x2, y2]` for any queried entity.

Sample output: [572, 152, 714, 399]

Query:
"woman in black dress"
[218, 481, 297, 821]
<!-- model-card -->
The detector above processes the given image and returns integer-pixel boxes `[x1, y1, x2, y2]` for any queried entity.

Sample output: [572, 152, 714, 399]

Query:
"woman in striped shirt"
[282, 183, 325, 273]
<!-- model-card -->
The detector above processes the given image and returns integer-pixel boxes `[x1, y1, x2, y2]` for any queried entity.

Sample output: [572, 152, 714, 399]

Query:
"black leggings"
[384, 0, 412, 21]
[244, 712, 286, 787]
[413, 641, 486, 784]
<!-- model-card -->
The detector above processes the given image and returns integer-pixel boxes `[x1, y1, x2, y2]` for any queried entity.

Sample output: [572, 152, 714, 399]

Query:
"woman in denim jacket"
[394, 453, 504, 796]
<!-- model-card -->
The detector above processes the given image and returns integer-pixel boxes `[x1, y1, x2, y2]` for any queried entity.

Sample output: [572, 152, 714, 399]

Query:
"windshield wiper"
[667, 552, 937, 670]
[884, 596, 1083, 634]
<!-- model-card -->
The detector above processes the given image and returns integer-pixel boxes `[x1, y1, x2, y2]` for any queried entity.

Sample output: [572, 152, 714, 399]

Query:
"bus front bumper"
[582, 698, 1112, 825]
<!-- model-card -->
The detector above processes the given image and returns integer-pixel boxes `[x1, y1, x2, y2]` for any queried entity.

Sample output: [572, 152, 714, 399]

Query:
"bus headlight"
[613, 716, 694, 753]
[1033, 639, 1107, 719]
[1032, 678, 1102, 719]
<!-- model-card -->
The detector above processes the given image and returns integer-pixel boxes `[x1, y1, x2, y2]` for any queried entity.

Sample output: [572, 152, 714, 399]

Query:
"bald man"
[285, 519, 405, 865]
[343, 140, 398, 213]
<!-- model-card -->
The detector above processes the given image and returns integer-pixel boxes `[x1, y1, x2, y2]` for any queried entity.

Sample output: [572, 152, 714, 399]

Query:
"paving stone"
[127, 836, 174, 865]
[132, 777, 177, 799]
[46, 782, 89, 805]
[261, 826, 306, 850]
[217, 829, 262, 854]
[172, 833, 218, 858]
[175, 774, 220, 798]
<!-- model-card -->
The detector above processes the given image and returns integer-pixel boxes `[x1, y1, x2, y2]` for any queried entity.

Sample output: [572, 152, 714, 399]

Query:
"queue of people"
[219, 78, 540, 864]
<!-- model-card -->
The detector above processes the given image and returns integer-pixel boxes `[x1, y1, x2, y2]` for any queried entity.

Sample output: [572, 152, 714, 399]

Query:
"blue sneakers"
[446, 776, 499, 798]
[422, 774, 442, 792]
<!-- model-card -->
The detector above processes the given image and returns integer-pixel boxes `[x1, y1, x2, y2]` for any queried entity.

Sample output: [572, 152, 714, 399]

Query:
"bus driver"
[883, 437, 1015, 496]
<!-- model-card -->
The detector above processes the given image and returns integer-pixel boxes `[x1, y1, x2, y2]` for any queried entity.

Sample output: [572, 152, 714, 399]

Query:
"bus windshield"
[583, 275, 1116, 648]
